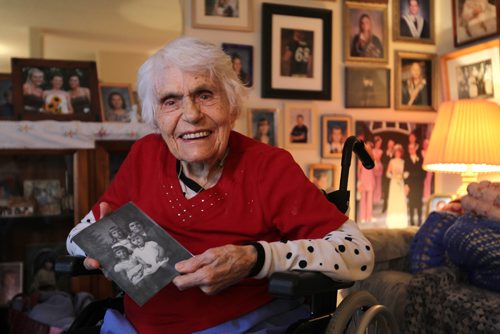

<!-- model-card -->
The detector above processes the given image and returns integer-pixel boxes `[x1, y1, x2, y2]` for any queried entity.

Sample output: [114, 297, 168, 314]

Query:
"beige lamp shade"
[423, 99, 500, 174]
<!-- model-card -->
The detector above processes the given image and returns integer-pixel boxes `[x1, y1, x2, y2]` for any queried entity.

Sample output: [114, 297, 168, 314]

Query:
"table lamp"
[423, 99, 500, 197]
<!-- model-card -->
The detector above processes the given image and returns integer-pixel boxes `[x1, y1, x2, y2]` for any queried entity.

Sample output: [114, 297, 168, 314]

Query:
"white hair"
[137, 37, 247, 128]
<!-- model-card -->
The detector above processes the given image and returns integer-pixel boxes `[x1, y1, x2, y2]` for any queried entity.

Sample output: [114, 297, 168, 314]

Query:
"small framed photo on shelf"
[440, 38, 499, 102]
[0, 73, 14, 120]
[452, 0, 499, 47]
[0, 262, 23, 306]
[11, 58, 100, 121]
[284, 102, 317, 150]
[345, 67, 390, 108]
[247, 108, 279, 147]
[222, 43, 253, 87]
[191, 0, 253, 31]
[426, 194, 452, 216]
[393, 0, 434, 44]
[23, 179, 62, 216]
[321, 115, 352, 159]
[99, 83, 137, 123]
[261, 3, 332, 100]
[309, 163, 335, 191]
[344, 1, 388, 64]
[394, 51, 437, 111]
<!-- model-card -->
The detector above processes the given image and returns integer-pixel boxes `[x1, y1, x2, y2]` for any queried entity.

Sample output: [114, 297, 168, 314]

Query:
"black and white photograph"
[72, 202, 193, 306]
[23, 179, 62, 216]
[455, 59, 494, 99]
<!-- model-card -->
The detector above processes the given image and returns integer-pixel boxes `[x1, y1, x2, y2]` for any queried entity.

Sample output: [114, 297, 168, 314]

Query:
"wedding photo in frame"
[344, 1, 389, 64]
[0, 73, 14, 120]
[99, 83, 137, 123]
[0, 262, 23, 306]
[440, 38, 499, 102]
[11, 58, 100, 121]
[321, 115, 352, 159]
[394, 51, 437, 111]
[222, 43, 253, 87]
[284, 102, 317, 150]
[354, 120, 435, 227]
[345, 67, 390, 108]
[191, 0, 253, 31]
[309, 163, 335, 191]
[393, 0, 434, 44]
[247, 108, 280, 147]
[452, 0, 499, 47]
[261, 3, 332, 100]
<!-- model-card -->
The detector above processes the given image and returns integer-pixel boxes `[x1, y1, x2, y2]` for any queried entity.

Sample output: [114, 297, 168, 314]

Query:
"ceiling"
[0, 0, 183, 71]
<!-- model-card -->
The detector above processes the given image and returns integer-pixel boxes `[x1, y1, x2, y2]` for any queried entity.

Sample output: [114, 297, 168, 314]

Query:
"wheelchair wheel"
[324, 291, 398, 334]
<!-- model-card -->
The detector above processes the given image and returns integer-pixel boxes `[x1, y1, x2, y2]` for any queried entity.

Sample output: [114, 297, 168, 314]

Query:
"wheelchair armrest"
[55, 255, 102, 276]
[268, 271, 353, 298]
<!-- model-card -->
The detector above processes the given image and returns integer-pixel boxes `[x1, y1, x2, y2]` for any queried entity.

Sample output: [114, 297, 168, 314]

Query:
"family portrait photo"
[455, 59, 494, 99]
[222, 43, 253, 87]
[355, 120, 435, 229]
[247, 108, 278, 147]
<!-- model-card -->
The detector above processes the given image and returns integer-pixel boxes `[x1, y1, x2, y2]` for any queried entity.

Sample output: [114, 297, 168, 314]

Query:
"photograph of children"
[455, 59, 494, 99]
[23, 179, 62, 216]
[321, 116, 351, 159]
[400, 59, 433, 107]
[280, 28, 314, 78]
[0, 74, 14, 119]
[309, 164, 335, 191]
[0, 262, 22, 306]
[345, 2, 388, 63]
[453, 0, 499, 46]
[284, 103, 317, 149]
[72, 202, 193, 306]
[205, 0, 240, 18]
[99, 84, 136, 123]
[222, 43, 253, 87]
[345, 67, 390, 108]
[355, 120, 435, 228]
[247, 108, 278, 146]
[398, 0, 431, 40]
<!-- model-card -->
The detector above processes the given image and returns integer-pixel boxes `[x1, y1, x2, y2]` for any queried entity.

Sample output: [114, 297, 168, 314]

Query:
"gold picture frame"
[393, 0, 435, 44]
[321, 115, 352, 159]
[309, 163, 336, 191]
[98, 83, 138, 123]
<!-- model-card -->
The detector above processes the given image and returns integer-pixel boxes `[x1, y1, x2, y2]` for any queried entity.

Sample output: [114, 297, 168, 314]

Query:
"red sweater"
[93, 131, 347, 333]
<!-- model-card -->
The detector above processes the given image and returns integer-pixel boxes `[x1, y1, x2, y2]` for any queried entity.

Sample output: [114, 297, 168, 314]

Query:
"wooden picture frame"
[344, 1, 389, 64]
[0, 262, 23, 306]
[354, 120, 435, 227]
[440, 38, 499, 102]
[222, 43, 253, 87]
[394, 51, 437, 111]
[0, 73, 14, 120]
[321, 115, 352, 159]
[247, 108, 280, 147]
[191, 0, 253, 31]
[345, 67, 390, 108]
[452, 0, 499, 47]
[284, 102, 317, 150]
[11, 58, 100, 121]
[309, 163, 336, 191]
[98, 83, 138, 123]
[393, 0, 434, 44]
[261, 3, 332, 100]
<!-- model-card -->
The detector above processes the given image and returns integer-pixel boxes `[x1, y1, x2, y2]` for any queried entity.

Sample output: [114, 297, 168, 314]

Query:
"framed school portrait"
[309, 164, 335, 191]
[321, 115, 352, 159]
[247, 108, 280, 147]
[284, 102, 317, 150]
[393, 0, 434, 44]
[222, 43, 253, 87]
[99, 83, 138, 123]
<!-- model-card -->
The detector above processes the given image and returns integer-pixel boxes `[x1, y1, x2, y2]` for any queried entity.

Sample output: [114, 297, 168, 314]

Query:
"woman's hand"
[83, 202, 113, 271]
[172, 244, 257, 295]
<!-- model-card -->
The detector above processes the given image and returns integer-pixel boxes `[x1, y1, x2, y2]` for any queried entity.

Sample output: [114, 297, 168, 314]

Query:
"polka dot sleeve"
[254, 219, 374, 281]
[66, 210, 97, 256]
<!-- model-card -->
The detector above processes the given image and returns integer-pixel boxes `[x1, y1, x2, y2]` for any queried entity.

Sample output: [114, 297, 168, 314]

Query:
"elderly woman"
[67, 37, 374, 333]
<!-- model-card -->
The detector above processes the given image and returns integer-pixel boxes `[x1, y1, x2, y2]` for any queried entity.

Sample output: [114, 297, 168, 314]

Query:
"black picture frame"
[261, 3, 332, 100]
[452, 0, 500, 47]
[345, 67, 390, 108]
[11, 58, 101, 121]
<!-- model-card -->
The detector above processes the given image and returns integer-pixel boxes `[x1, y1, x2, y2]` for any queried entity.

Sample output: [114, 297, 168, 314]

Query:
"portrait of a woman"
[106, 91, 131, 122]
[68, 74, 91, 114]
[22, 68, 45, 112]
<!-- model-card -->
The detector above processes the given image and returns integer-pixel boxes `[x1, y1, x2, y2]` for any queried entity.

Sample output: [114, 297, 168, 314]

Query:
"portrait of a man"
[280, 28, 314, 78]
[399, 0, 431, 39]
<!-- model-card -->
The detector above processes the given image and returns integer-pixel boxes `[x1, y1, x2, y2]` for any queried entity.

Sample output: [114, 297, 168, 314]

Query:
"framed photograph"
[321, 115, 352, 159]
[222, 43, 253, 87]
[440, 38, 499, 102]
[426, 194, 452, 216]
[354, 120, 435, 227]
[261, 3, 332, 100]
[309, 164, 336, 191]
[393, 0, 434, 44]
[344, 1, 389, 64]
[452, 0, 499, 47]
[247, 108, 280, 147]
[0, 73, 15, 120]
[24, 243, 69, 293]
[191, 0, 253, 31]
[99, 83, 138, 123]
[0, 262, 23, 305]
[395, 51, 437, 111]
[23, 179, 62, 216]
[345, 67, 390, 108]
[284, 102, 317, 149]
[11, 58, 100, 121]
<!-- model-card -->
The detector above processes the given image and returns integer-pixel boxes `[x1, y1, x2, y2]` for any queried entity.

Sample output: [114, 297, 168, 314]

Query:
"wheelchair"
[55, 136, 399, 334]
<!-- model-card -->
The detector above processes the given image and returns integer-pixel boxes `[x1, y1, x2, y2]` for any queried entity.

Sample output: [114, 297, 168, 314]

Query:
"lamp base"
[455, 171, 479, 198]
